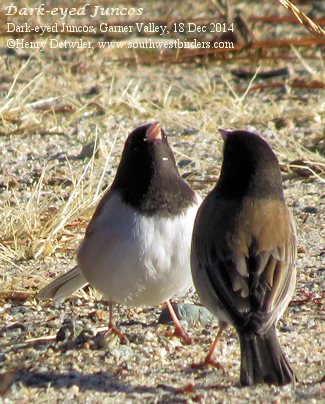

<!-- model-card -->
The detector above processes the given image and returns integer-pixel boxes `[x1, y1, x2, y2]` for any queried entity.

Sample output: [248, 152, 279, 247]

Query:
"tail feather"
[37, 266, 89, 305]
[239, 326, 295, 386]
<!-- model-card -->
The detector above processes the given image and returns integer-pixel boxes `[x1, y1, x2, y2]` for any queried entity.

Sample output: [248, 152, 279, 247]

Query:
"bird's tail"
[37, 266, 89, 305]
[239, 326, 295, 386]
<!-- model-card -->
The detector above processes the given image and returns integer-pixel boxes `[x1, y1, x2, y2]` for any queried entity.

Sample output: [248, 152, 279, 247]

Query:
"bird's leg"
[165, 300, 193, 345]
[191, 325, 226, 369]
[107, 302, 129, 344]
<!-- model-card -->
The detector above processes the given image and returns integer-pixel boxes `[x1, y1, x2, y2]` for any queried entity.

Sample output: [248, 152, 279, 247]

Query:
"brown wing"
[194, 197, 297, 333]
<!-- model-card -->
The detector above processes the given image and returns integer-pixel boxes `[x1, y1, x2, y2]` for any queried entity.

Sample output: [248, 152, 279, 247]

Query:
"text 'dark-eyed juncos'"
[38, 122, 201, 344]
[191, 129, 297, 385]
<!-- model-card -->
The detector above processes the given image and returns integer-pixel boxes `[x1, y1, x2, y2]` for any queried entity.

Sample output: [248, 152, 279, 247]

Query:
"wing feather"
[193, 197, 296, 333]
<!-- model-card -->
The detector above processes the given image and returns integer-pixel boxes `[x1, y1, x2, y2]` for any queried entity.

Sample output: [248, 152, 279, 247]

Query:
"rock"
[74, 328, 96, 345]
[303, 206, 318, 214]
[94, 332, 120, 350]
[158, 304, 215, 327]
[56, 319, 76, 343]
[10, 306, 30, 315]
[280, 325, 295, 333]
[76, 139, 108, 160]
[178, 159, 194, 169]
[111, 346, 133, 361]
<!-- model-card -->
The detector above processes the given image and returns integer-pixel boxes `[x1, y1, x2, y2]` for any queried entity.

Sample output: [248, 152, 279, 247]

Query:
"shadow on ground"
[15, 369, 160, 394]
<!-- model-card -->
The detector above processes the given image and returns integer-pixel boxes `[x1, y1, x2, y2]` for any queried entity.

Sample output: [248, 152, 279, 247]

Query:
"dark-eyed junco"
[191, 129, 297, 385]
[38, 122, 201, 344]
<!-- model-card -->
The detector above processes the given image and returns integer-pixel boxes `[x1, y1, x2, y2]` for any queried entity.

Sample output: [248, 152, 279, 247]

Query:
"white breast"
[77, 192, 200, 307]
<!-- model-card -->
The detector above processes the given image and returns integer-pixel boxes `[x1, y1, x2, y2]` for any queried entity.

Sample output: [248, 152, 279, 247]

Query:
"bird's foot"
[108, 324, 129, 345]
[165, 326, 193, 345]
[191, 356, 224, 371]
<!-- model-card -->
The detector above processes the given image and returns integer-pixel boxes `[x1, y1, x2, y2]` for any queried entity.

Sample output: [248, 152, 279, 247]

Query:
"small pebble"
[128, 333, 146, 344]
[293, 198, 305, 209]
[74, 299, 83, 307]
[34, 305, 43, 312]
[0, 353, 8, 362]
[154, 347, 167, 363]
[10, 306, 30, 315]
[178, 159, 194, 169]
[95, 332, 120, 350]
[56, 319, 75, 342]
[303, 206, 318, 214]
[280, 325, 295, 333]
[111, 345, 133, 361]
[74, 328, 95, 345]
[82, 342, 91, 350]
[75, 140, 107, 160]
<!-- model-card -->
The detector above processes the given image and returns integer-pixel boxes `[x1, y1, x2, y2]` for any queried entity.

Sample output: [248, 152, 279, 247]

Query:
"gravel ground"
[0, 151, 324, 403]
[0, 0, 324, 401]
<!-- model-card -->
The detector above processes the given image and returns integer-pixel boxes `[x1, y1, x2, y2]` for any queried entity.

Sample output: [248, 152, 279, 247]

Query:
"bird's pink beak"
[218, 128, 232, 141]
[146, 122, 162, 142]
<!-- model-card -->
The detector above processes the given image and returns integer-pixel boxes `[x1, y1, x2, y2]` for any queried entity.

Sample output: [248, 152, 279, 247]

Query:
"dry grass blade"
[0, 134, 116, 261]
[278, 0, 325, 39]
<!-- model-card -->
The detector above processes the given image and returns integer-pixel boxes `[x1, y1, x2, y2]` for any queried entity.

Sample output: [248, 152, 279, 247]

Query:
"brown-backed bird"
[191, 129, 296, 385]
